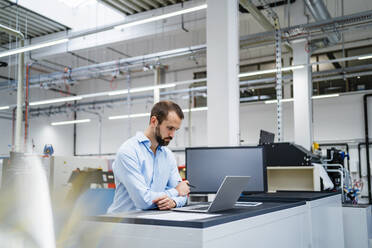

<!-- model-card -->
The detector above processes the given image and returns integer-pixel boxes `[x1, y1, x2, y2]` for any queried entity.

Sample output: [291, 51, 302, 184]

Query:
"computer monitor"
[186, 146, 267, 194]
[259, 130, 275, 145]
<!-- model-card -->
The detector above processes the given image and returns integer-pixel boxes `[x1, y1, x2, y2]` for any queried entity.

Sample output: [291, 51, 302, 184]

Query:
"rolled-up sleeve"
[165, 154, 187, 207]
[114, 151, 169, 210]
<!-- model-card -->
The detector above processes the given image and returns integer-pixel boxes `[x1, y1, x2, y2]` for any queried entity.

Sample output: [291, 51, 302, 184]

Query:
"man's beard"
[155, 125, 172, 146]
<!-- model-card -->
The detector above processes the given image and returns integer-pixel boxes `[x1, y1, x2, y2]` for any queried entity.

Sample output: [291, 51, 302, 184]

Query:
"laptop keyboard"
[190, 206, 209, 211]
[235, 202, 262, 207]
[183, 202, 262, 211]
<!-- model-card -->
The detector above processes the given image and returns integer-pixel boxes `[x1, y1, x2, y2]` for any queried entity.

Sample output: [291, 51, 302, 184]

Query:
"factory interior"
[0, 0, 372, 247]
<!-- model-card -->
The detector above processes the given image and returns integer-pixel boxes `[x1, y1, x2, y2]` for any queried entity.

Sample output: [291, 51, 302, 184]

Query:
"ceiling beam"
[68, 52, 99, 64]
[141, 0, 160, 8]
[131, 0, 151, 10]
[120, 0, 143, 13]
[156, 0, 169, 7]
[106, 47, 132, 57]
[104, 0, 135, 15]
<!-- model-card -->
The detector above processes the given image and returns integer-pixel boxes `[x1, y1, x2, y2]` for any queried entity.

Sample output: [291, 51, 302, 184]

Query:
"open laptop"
[172, 176, 261, 213]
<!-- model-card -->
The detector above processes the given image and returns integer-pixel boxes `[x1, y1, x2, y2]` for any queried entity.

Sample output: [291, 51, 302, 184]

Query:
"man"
[107, 100, 190, 213]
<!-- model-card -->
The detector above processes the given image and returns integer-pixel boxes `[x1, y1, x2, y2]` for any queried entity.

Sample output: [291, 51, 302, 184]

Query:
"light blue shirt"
[107, 132, 187, 213]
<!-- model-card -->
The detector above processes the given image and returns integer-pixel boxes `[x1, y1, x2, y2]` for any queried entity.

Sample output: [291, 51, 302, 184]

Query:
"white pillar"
[15, 45, 24, 153]
[290, 0, 313, 150]
[207, 0, 239, 146]
[292, 40, 313, 150]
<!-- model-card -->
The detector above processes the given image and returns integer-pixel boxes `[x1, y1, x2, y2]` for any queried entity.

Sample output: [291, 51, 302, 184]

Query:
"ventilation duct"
[305, 0, 341, 46]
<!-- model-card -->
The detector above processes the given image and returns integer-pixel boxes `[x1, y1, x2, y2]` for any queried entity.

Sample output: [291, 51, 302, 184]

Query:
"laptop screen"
[186, 146, 267, 194]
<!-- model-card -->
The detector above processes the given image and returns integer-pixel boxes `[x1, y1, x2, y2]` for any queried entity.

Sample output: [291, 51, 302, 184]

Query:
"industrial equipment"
[321, 146, 355, 203]
[264, 142, 321, 166]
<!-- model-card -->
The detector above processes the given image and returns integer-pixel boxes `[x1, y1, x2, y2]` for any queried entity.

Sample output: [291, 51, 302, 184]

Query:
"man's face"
[154, 111, 182, 146]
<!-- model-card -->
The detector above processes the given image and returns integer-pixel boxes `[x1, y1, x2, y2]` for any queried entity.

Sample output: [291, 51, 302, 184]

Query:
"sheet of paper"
[137, 212, 221, 221]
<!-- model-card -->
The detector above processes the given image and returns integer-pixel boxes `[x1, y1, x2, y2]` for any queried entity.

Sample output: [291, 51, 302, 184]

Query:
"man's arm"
[113, 151, 175, 210]
[164, 157, 188, 208]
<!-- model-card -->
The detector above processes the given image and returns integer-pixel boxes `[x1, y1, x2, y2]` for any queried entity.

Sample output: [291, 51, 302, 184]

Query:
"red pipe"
[24, 64, 30, 148]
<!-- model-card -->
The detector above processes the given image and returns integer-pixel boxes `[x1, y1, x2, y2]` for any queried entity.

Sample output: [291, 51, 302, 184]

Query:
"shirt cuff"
[172, 196, 187, 208]
[166, 188, 179, 197]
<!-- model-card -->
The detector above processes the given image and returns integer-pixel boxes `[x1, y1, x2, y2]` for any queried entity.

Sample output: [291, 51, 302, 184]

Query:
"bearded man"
[107, 101, 190, 213]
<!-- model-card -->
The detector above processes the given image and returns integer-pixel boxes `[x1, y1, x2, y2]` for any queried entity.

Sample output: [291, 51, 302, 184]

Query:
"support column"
[292, 40, 313, 150]
[291, 0, 313, 150]
[15, 42, 24, 153]
[207, 0, 239, 146]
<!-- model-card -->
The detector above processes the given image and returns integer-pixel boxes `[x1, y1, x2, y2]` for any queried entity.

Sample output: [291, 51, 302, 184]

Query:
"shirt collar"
[136, 132, 164, 152]
[136, 131, 149, 143]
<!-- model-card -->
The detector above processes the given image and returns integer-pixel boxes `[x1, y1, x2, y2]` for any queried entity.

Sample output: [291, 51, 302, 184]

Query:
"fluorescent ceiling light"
[109, 107, 208, 120]
[26, 83, 176, 107]
[51, 119, 91, 126]
[0, 106, 9, 110]
[282, 65, 305, 72]
[109, 113, 150, 120]
[108, 89, 129, 96]
[108, 83, 176, 96]
[239, 65, 304, 78]
[29, 96, 82, 106]
[114, 4, 207, 30]
[312, 94, 339, 99]
[183, 107, 208, 112]
[265, 94, 339, 104]
[0, 38, 69, 58]
[131, 84, 176, 93]
[358, 55, 372, 60]
[265, 98, 294, 104]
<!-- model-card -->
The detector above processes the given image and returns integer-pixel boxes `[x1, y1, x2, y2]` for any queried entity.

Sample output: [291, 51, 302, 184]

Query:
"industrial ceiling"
[0, 0, 70, 46]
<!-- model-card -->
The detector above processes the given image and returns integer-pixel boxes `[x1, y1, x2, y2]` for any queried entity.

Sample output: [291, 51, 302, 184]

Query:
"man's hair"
[150, 101, 184, 124]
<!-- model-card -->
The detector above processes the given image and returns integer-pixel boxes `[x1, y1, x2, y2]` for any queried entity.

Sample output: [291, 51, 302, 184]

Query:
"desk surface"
[86, 201, 305, 229]
[240, 191, 340, 203]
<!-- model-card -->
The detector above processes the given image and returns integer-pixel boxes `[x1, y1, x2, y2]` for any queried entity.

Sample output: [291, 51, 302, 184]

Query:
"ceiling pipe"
[1, 9, 372, 90]
[304, 0, 341, 47]
[0, 44, 206, 90]
[0, 24, 25, 153]
[239, 0, 292, 52]
[26, 63, 372, 117]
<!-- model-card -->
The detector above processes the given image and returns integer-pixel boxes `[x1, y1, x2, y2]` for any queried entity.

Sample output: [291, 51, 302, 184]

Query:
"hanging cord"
[110, 61, 120, 90]
[60, 67, 72, 97]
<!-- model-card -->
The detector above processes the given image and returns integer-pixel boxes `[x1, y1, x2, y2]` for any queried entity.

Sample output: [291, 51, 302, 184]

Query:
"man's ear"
[150, 116, 158, 127]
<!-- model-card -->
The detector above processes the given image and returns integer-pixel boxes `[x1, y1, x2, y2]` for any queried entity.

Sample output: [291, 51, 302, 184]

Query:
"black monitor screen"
[259, 130, 275, 145]
[186, 147, 267, 194]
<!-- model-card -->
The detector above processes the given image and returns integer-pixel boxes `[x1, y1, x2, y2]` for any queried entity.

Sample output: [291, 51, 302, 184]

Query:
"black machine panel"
[263, 142, 320, 166]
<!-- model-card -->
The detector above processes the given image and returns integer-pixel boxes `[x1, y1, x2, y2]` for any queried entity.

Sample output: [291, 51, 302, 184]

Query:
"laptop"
[172, 176, 262, 213]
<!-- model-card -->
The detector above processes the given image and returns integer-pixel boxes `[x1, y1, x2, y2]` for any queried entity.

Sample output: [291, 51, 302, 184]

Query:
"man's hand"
[153, 195, 176, 210]
[176, 180, 190, 196]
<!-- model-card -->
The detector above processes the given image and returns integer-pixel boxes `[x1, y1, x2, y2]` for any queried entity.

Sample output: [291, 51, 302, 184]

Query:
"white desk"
[240, 192, 345, 248]
[306, 194, 345, 248]
[73, 202, 309, 248]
